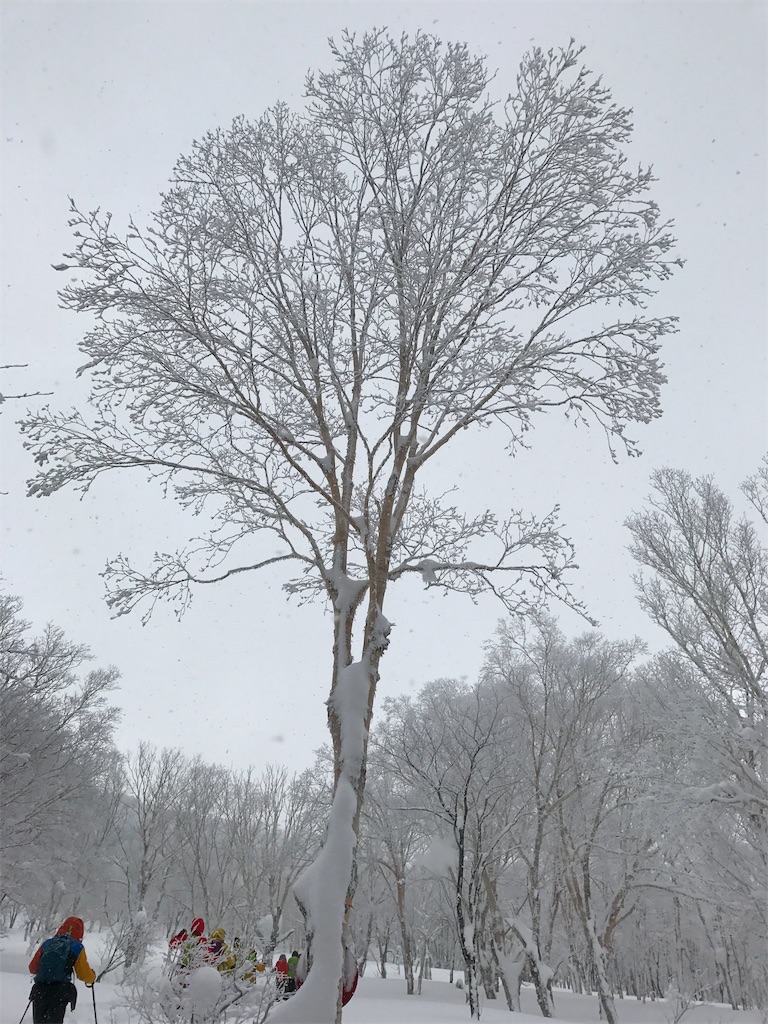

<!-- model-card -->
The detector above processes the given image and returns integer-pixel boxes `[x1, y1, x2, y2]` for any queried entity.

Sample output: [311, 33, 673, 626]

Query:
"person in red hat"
[28, 916, 96, 1023]
[174, 917, 207, 972]
[170, 916, 206, 952]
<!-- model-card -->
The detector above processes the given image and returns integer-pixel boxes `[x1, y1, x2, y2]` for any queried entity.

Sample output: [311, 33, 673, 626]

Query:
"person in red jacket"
[169, 926, 188, 948]
[169, 916, 206, 952]
[274, 953, 289, 998]
[29, 916, 96, 1023]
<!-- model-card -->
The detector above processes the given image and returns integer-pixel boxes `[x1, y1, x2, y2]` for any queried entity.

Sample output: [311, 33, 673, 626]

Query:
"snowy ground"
[1, 930, 763, 1024]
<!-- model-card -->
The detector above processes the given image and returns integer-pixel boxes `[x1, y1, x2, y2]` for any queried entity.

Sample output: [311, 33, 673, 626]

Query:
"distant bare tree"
[111, 742, 185, 967]
[627, 466, 768, 1008]
[627, 467, 767, 817]
[21, 31, 678, 1020]
[484, 616, 648, 1022]
[251, 765, 323, 956]
[361, 756, 432, 995]
[0, 594, 120, 923]
[373, 680, 525, 1019]
[173, 756, 240, 927]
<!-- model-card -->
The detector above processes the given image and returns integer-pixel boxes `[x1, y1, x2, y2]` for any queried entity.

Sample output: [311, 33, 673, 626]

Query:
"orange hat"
[56, 917, 84, 942]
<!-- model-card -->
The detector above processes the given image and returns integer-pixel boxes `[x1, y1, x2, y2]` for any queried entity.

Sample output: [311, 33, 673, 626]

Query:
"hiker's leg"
[32, 983, 68, 1023]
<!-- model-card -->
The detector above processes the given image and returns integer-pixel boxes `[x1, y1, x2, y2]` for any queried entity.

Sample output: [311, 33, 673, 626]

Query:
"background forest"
[2, 465, 765, 1018]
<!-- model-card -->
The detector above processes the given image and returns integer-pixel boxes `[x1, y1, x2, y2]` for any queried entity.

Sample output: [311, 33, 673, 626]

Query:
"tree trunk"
[416, 935, 428, 995]
[272, 774, 356, 1023]
[528, 951, 555, 1017]
[508, 917, 555, 1017]
[395, 877, 415, 995]
[585, 917, 619, 1024]
[271, 600, 390, 1023]
[456, 895, 480, 1019]
[481, 868, 521, 1013]
[496, 952, 524, 1012]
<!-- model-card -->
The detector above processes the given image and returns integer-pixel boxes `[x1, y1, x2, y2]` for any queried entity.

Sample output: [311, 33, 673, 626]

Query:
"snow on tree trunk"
[456, 911, 481, 1020]
[495, 951, 524, 1012]
[586, 915, 619, 1024]
[481, 867, 520, 1012]
[509, 917, 555, 1017]
[395, 877, 415, 996]
[272, 610, 390, 1024]
[273, 771, 356, 1023]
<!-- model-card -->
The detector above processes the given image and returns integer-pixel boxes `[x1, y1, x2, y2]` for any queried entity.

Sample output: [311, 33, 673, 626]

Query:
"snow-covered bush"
[115, 953, 280, 1024]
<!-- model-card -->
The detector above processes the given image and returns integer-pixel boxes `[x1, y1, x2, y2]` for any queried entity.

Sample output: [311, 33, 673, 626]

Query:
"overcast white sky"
[1, 0, 766, 775]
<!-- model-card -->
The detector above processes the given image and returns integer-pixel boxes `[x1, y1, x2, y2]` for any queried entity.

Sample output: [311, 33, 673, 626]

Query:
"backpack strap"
[68, 939, 83, 969]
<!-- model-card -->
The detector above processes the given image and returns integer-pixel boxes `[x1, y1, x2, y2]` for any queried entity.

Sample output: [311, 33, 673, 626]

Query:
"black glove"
[68, 982, 78, 1011]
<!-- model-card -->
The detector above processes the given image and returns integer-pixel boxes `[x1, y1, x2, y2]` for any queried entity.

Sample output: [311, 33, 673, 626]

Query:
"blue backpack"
[36, 934, 80, 983]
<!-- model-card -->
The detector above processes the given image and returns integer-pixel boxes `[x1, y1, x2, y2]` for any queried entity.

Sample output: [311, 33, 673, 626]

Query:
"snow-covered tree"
[627, 465, 767, 1004]
[21, 30, 679, 1020]
[373, 679, 524, 1018]
[0, 593, 121, 924]
[545, 636, 648, 1024]
[627, 466, 767, 822]
[483, 615, 582, 1015]
[626, 466, 765, 716]
[172, 756, 242, 928]
[630, 650, 767, 1010]
[109, 743, 186, 967]
[359, 758, 431, 994]
[483, 615, 654, 1020]
[218, 767, 268, 940]
[248, 765, 323, 956]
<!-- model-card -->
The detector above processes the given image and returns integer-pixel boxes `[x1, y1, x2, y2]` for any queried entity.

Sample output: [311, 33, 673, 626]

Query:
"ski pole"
[89, 983, 98, 1024]
[17, 999, 31, 1024]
